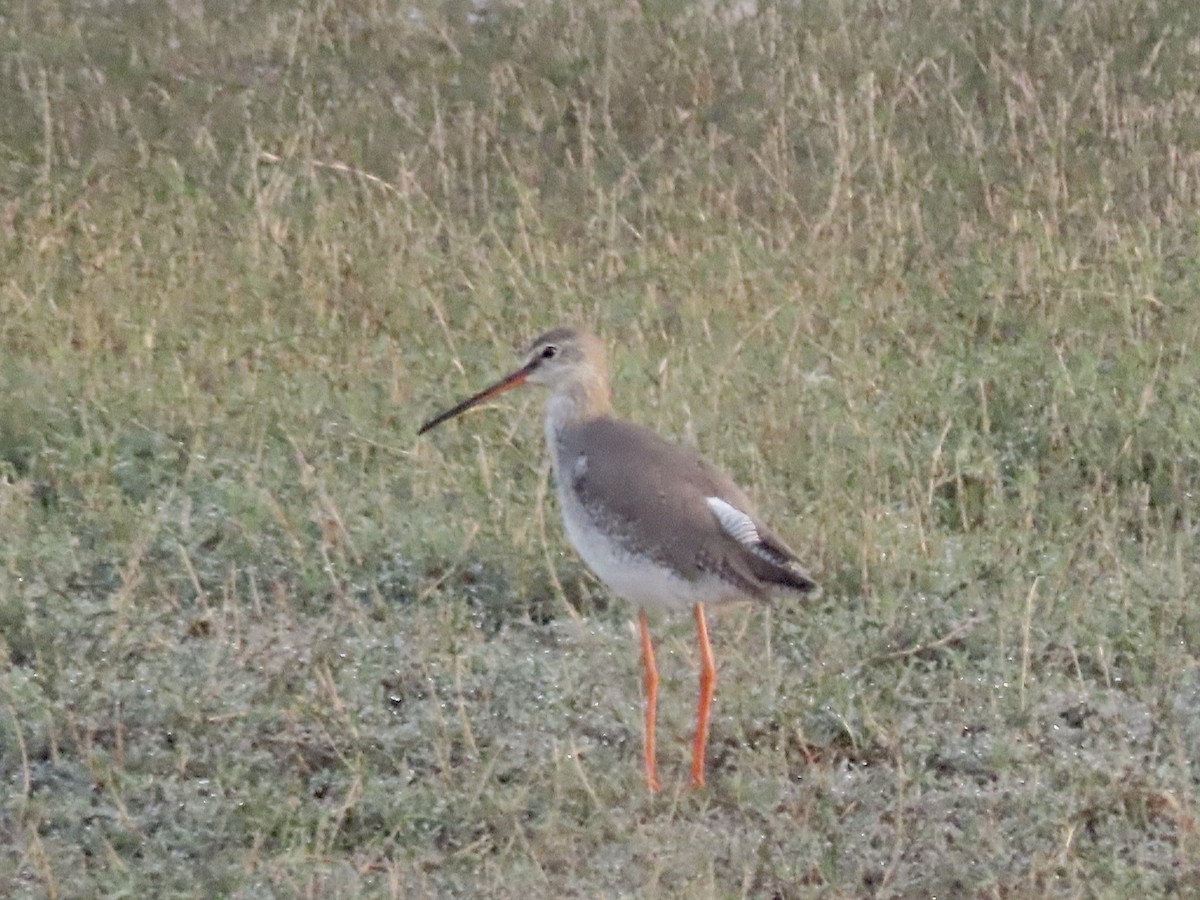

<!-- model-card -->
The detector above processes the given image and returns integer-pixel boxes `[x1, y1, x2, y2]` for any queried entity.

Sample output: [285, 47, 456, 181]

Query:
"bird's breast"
[552, 459, 734, 612]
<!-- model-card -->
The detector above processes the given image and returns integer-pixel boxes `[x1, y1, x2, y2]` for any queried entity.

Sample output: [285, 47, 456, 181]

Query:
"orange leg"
[690, 604, 716, 788]
[638, 610, 662, 793]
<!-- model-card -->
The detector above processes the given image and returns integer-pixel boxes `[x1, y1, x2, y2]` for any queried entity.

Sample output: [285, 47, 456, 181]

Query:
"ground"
[1, 1, 1198, 896]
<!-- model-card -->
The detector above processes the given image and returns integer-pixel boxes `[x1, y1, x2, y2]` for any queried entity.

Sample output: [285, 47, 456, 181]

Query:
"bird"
[417, 326, 815, 791]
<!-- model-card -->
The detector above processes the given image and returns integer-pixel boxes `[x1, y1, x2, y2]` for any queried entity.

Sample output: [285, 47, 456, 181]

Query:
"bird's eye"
[540, 345, 558, 360]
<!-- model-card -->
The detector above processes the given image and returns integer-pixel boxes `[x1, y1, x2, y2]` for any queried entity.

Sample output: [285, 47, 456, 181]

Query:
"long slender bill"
[417, 365, 533, 435]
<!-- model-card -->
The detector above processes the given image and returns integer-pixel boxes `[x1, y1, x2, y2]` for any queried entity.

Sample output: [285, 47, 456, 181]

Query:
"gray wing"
[560, 417, 815, 597]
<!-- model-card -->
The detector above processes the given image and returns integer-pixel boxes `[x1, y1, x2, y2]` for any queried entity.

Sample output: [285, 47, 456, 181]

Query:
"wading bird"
[418, 327, 814, 791]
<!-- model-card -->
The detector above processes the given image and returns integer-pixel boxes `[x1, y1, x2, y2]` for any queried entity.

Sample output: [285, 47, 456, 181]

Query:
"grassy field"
[2, 0, 1199, 896]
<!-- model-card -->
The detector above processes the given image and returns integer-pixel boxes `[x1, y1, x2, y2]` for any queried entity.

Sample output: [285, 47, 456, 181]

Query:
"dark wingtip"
[784, 569, 818, 593]
[761, 561, 815, 594]
[747, 536, 816, 594]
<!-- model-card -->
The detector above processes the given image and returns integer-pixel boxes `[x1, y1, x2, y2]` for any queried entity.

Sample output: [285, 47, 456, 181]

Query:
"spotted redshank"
[418, 327, 815, 791]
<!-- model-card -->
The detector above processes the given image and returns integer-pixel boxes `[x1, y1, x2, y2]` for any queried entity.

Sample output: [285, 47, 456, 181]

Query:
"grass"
[2, 0, 1199, 895]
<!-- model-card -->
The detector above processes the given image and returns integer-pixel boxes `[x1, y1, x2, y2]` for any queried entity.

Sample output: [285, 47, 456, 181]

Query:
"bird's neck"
[543, 378, 613, 447]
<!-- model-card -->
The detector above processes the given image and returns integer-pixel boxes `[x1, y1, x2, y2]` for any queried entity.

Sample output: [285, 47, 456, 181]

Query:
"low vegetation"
[2, 0, 1198, 895]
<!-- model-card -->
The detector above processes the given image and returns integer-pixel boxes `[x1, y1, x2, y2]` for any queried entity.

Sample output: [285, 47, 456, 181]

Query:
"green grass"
[2, 0, 1199, 895]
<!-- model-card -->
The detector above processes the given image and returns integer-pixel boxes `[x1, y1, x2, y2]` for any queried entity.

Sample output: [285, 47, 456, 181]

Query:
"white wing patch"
[705, 497, 761, 549]
[572, 453, 588, 483]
